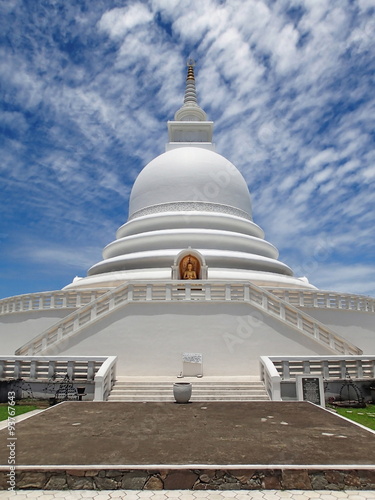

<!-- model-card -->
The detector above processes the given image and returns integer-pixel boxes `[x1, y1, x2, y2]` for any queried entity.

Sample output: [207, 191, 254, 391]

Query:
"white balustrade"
[267, 288, 375, 313]
[0, 289, 109, 316]
[0, 355, 116, 401]
[15, 281, 363, 357]
[260, 355, 375, 400]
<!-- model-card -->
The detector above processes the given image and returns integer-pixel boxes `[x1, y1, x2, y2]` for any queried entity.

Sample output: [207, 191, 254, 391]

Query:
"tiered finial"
[174, 59, 207, 122]
[184, 59, 198, 106]
[167, 59, 214, 149]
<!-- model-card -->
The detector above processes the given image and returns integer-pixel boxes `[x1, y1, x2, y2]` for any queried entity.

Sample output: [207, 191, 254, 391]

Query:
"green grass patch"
[334, 404, 375, 430]
[0, 404, 39, 421]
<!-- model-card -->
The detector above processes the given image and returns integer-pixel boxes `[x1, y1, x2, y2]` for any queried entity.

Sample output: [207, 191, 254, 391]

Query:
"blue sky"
[1, 0, 374, 299]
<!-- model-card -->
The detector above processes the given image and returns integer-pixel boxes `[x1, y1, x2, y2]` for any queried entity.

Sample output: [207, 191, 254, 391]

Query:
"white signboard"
[182, 353, 203, 377]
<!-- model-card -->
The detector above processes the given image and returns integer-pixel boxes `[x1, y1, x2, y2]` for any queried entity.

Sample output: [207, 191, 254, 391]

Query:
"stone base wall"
[1, 468, 375, 491]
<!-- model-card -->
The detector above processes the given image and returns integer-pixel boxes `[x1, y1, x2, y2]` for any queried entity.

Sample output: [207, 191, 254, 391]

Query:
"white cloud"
[98, 4, 154, 38]
[313, 264, 375, 296]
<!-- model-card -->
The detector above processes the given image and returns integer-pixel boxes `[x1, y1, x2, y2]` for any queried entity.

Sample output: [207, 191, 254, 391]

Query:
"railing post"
[281, 360, 290, 380]
[243, 285, 250, 302]
[0, 360, 4, 378]
[165, 284, 172, 301]
[302, 360, 310, 374]
[340, 360, 347, 378]
[57, 327, 63, 341]
[313, 293, 318, 307]
[356, 360, 363, 379]
[322, 360, 329, 379]
[225, 284, 231, 301]
[48, 361, 56, 379]
[262, 295, 268, 310]
[205, 284, 211, 301]
[297, 313, 303, 330]
[73, 315, 80, 331]
[313, 324, 320, 340]
[42, 338, 48, 352]
[128, 284, 133, 302]
[67, 361, 74, 380]
[146, 284, 152, 301]
[109, 295, 115, 310]
[87, 361, 95, 381]
[329, 335, 336, 351]
[184, 284, 191, 301]
[90, 304, 97, 321]
[30, 360, 37, 379]
[279, 303, 285, 321]
[14, 360, 21, 379]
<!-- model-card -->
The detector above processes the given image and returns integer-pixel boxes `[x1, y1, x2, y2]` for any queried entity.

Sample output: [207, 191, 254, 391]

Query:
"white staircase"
[16, 280, 363, 357]
[107, 376, 270, 402]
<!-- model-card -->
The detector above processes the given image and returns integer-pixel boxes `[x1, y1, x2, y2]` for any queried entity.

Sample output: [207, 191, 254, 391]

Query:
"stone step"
[110, 384, 265, 390]
[107, 378, 270, 402]
[109, 388, 266, 394]
[107, 395, 270, 402]
[111, 382, 263, 389]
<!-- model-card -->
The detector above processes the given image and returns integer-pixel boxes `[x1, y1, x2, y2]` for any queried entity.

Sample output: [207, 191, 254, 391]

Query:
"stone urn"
[173, 382, 192, 403]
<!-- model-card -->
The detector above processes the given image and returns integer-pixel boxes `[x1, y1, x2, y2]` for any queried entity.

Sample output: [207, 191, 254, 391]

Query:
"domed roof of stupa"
[129, 146, 252, 218]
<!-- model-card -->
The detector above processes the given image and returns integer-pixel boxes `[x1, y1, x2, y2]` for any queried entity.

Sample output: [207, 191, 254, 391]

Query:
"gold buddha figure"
[183, 263, 197, 280]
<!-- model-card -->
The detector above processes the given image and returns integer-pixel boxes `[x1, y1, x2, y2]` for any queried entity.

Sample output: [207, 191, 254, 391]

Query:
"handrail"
[267, 288, 375, 313]
[259, 356, 282, 401]
[0, 289, 109, 316]
[93, 356, 117, 401]
[15, 280, 362, 357]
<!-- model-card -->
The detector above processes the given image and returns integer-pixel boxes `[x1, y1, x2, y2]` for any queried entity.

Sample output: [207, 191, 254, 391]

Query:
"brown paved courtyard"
[1, 401, 374, 466]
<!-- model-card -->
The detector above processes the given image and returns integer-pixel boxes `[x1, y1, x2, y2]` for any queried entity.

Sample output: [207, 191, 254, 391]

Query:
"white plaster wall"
[0, 310, 72, 354]
[45, 302, 334, 376]
[299, 308, 375, 354]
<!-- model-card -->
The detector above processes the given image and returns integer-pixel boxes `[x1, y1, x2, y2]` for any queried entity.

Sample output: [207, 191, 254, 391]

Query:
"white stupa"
[65, 61, 314, 291]
[0, 61, 373, 387]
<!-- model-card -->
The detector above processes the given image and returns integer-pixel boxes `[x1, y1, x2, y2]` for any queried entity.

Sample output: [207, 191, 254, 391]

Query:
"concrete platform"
[0, 401, 374, 491]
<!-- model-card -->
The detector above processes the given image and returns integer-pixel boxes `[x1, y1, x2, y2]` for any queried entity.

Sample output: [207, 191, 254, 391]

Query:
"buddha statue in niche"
[183, 263, 197, 280]
[180, 255, 199, 280]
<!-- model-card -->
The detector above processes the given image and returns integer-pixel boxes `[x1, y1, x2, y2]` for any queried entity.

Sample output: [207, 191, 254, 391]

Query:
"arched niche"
[171, 249, 208, 280]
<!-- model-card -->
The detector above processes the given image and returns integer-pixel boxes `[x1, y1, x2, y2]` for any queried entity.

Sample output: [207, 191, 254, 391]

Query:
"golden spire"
[186, 58, 195, 81]
[173, 58, 208, 122]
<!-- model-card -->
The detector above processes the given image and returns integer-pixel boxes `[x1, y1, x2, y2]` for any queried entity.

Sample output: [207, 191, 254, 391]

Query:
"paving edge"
[1, 468, 374, 491]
